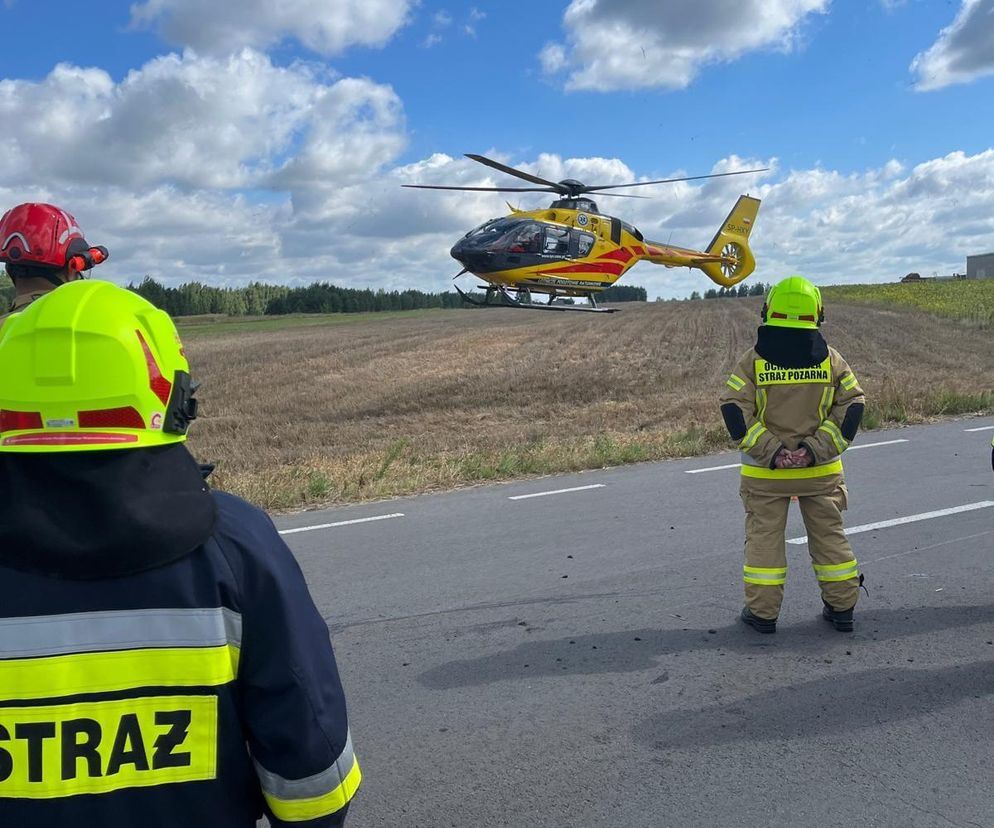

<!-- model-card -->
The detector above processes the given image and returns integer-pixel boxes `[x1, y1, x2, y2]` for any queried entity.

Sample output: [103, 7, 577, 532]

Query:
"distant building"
[967, 253, 994, 280]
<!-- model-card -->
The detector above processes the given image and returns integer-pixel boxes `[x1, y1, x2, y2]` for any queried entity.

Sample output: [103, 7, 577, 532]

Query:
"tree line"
[688, 282, 769, 301]
[0, 275, 649, 317]
[127, 278, 649, 316]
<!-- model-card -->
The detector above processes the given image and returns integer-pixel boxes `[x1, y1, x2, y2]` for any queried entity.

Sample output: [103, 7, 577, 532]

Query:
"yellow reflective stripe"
[743, 566, 787, 585]
[741, 459, 843, 479]
[739, 422, 767, 451]
[817, 386, 834, 422]
[813, 560, 859, 582]
[264, 757, 362, 822]
[813, 559, 860, 572]
[0, 695, 218, 798]
[0, 646, 239, 701]
[840, 372, 858, 391]
[756, 388, 768, 424]
[818, 421, 848, 454]
[726, 374, 746, 391]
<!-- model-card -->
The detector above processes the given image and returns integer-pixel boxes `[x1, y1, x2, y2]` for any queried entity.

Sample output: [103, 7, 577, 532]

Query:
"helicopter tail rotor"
[697, 195, 761, 288]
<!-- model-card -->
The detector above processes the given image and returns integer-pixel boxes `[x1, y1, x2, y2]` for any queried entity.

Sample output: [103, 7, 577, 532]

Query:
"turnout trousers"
[739, 473, 860, 620]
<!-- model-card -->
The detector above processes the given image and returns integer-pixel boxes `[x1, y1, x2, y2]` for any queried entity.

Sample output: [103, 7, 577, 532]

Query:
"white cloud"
[3, 52, 991, 297]
[129, 0, 414, 56]
[0, 50, 403, 192]
[541, 0, 830, 91]
[911, 0, 994, 90]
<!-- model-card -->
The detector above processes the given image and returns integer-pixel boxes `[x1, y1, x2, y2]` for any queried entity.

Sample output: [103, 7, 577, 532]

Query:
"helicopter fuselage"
[450, 203, 724, 297]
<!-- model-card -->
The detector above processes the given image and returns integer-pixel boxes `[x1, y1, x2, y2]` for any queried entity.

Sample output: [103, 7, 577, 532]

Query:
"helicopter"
[404, 153, 765, 313]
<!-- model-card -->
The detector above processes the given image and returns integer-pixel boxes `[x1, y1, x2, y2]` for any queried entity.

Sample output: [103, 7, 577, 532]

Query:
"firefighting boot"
[821, 601, 854, 632]
[740, 606, 776, 634]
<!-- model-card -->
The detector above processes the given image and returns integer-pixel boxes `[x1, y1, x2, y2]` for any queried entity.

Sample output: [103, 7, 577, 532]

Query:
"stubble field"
[181, 297, 994, 511]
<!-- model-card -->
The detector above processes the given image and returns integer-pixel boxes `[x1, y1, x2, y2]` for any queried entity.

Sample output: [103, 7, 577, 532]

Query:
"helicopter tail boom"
[696, 195, 761, 288]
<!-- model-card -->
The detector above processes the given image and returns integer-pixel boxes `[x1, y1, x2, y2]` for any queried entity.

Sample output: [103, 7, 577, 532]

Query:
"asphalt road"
[274, 417, 994, 828]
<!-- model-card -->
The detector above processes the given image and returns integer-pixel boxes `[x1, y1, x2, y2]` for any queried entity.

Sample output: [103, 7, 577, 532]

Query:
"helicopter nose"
[450, 238, 473, 266]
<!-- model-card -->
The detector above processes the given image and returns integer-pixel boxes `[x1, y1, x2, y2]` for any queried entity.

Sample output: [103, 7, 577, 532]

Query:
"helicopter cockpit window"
[466, 217, 515, 238]
[576, 231, 595, 257]
[543, 226, 570, 256]
[505, 223, 542, 253]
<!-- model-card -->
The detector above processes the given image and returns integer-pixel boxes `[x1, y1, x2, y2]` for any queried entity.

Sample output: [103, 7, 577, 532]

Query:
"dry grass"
[182, 299, 994, 510]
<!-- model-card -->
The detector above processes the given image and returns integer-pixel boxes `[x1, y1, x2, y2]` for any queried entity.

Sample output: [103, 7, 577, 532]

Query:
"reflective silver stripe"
[0, 607, 242, 659]
[744, 571, 785, 582]
[1, 232, 31, 253]
[255, 730, 356, 801]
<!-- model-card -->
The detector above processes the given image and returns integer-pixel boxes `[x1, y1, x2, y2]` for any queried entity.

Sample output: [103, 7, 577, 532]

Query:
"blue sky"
[1, 1, 993, 297]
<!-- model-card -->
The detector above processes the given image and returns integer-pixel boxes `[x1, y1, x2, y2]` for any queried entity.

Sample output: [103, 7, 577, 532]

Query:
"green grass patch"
[222, 425, 733, 511]
[824, 280, 994, 326]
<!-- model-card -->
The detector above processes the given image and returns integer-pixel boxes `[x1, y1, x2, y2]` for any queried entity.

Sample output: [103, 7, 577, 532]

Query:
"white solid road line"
[848, 438, 910, 451]
[685, 463, 741, 474]
[787, 501, 994, 545]
[509, 484, 606, 501]
[278, 513, 405, 535]
[684, 438, 910, 474]
[964, 425, 994, 432]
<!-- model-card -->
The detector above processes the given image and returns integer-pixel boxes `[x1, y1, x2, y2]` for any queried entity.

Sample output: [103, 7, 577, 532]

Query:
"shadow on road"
[635, 659, 994, 749]
[418, 604, 994, 690]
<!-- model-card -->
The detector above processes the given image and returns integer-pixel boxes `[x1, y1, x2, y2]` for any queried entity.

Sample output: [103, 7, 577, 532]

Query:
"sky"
[1, 0, 993, 298]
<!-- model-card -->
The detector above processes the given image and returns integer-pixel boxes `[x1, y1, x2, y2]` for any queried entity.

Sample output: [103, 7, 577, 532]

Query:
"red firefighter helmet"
[0, 203, 108, 274]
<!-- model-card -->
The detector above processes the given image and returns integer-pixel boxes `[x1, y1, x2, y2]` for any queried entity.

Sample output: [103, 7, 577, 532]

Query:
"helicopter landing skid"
[454, 283, 618, 313]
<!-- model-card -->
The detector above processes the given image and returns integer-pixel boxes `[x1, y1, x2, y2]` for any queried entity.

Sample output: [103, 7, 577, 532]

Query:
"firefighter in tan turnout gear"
[719, 276, 865, 634]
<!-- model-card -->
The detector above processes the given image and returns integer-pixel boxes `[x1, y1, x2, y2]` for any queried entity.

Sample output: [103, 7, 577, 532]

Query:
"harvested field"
[182, 299, 994, 510]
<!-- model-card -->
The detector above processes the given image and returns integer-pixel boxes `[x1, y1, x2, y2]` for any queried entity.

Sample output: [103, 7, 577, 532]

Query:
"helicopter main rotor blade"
[585, 192, 650, 199]
[465, 154, 566, 191]
[582, 167, 769, 193]
[402, 184, 559, 193]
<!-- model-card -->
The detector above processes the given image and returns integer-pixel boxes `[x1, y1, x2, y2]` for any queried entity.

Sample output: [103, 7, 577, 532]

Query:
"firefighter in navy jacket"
[0, 281, 360, 826]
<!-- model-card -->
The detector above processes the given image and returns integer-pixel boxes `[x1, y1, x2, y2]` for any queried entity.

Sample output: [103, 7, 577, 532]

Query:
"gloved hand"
[773, 447, 814, 469]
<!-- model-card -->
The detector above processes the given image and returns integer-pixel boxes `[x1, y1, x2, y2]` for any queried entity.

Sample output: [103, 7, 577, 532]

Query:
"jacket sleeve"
[802, 349, 866, 464]
[719, 352, 782, 469]
[233, 507, 360, 828]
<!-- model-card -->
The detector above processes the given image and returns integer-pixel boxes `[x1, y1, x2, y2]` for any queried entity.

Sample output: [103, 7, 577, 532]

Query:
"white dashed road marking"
[279, 513, 405, 535]
[787, 501, 994, 545]
[509, 484, 606, 501]
[964, 425, 994, 432]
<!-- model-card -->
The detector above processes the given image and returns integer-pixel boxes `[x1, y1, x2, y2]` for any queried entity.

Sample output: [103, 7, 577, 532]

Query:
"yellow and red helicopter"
[404, 153, 765, 312]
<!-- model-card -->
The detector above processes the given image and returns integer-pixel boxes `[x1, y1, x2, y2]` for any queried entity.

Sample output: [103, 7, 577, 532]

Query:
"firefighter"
[0, 202, 108, 322]
[0, 281, 360, 826]
[719, 276, 865, 634]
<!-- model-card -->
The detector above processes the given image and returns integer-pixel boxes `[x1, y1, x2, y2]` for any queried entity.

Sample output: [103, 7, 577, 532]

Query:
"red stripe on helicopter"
[596, 248, 634, 263]
[539, 262, 625, 276]
[631, 245, 647, 256]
